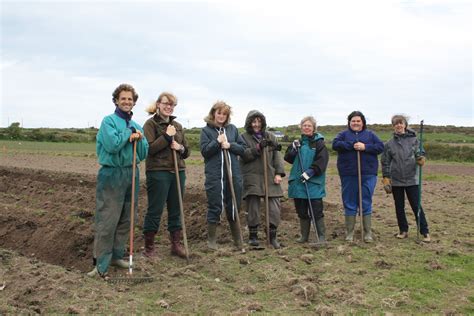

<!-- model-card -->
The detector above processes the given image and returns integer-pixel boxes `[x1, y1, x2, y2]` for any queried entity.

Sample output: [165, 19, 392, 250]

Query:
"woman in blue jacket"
[332, 111, 383, 243]
[200, 101, 246, 250]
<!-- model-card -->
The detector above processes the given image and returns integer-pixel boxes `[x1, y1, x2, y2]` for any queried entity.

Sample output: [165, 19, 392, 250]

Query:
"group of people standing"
[88, 83, 431, 278]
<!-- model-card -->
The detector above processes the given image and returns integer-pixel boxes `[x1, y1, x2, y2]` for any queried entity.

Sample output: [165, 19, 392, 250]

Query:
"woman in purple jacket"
[332, 111, 384, 242]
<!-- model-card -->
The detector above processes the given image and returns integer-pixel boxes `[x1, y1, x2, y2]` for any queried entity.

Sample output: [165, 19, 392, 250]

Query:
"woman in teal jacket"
[284, 116, 329, 243]
[88, 84, 149, 278]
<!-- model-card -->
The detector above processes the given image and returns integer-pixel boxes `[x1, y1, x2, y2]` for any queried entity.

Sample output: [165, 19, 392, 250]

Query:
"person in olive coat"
[240, 110, 285, 248]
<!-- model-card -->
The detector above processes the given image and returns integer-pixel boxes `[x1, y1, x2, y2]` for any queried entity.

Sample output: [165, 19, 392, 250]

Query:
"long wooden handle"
[357, 151, 364, 241]
[262, 148, 271, 246]
[172, 140, 190, 263]
[129, 141, 137, 274]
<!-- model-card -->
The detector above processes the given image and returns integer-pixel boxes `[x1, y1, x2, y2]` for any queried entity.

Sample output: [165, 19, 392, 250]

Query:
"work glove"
[416, 156, 426, 166]
[382, 177, 392, 194]
[260, 139, 268, 148]
[292, 139, 300, 150]
[300, 168, 315, 182]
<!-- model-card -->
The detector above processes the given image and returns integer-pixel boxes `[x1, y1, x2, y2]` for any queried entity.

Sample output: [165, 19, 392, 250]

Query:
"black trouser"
[294, 198, 323, 220]
[392, 185, 429, 235]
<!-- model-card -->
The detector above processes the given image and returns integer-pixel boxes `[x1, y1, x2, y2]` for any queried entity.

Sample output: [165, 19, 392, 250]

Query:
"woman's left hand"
[354, 142, 366, 151]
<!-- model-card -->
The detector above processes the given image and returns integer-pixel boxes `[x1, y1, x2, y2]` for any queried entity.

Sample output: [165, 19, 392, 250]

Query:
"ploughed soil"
[0, 152, 473, 314]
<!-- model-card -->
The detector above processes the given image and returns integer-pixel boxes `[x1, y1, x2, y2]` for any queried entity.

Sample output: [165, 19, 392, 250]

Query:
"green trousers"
[143, 170, 186, 234]
[94, 166, 138, 275]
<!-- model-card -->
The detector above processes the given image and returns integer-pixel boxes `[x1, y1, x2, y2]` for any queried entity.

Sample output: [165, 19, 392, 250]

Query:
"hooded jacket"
[381, 128, 424, 186]
[239, 110, 285, 199]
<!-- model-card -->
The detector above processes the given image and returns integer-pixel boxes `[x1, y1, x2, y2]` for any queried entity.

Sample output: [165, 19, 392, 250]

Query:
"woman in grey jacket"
[381, 115, 430, 242]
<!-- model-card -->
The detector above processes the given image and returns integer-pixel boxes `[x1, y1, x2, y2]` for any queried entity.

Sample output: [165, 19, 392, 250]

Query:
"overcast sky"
[1, 0, 472, 129]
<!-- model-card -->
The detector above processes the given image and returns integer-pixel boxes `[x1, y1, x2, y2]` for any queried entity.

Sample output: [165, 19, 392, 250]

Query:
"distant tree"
[7, 122, 22, 139]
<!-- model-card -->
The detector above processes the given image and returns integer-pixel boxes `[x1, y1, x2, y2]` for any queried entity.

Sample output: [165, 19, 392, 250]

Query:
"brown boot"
[170, 230, 187, 258]
[143, 231, 157, 258]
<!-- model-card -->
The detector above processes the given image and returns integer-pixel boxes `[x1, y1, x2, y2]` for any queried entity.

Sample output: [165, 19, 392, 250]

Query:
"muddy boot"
[269, 224, 281, 249]
[207, 223, 218, 250]
[363, 215, 373, 243]
[170, 230, 187, 258]
[143, 231, 157, 258]
[297, 218, 310, 243]
[229, 221, 243, 249]
[345, 216, 356, 242]
[248, 225, 259, 247]
[87, 266, 107, 279]
[315, 217, 327, 245]
[111, 259, 129, 269]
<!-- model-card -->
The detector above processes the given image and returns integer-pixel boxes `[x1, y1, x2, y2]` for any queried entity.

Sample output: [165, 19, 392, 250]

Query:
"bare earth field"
[1, 152, 473, 314]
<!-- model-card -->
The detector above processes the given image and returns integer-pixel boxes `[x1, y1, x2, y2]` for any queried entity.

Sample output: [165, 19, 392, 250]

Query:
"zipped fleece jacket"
[240, 110, 285, 199]
[332, 128, 384, 176]
[381, 129, 424, 186]
[143, 114, 190, 171]
[96, 113, 149, 167]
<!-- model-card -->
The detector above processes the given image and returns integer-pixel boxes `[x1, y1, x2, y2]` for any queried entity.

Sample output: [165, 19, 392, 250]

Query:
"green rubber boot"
[297, 218, 311, 243]
[363, 215, 373, 243]
[345, 216, 356, 242]
[207, 223, 218, 250]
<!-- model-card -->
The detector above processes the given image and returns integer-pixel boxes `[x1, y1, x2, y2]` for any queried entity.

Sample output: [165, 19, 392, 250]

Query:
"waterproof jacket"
[143, 114, 190, 171]
[240, 110, 285, 199]
[96, 112, 148, 167]
[284, 133, 329, 199]
[381, 129, 424, 186]
[332, 128, 384, 176]
[200, 121, 246, 208]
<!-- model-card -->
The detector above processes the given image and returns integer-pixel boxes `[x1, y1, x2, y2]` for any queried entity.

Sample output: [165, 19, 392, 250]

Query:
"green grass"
[0, 140, 95, 157]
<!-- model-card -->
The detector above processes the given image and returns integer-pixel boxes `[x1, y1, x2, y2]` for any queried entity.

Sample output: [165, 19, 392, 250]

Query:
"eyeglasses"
[160, 102, 176, 108]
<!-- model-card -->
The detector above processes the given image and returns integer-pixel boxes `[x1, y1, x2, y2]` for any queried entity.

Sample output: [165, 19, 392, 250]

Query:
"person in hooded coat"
[240, 110, 285, 249]
[284, 116, 329, 244]
[381, 114, 430, 242]
[200, 101, 246, 250]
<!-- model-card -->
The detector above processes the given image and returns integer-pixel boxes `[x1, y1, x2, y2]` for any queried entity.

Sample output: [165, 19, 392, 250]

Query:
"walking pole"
[295, 141, 320, 245]
[262, 146, 271, 246]
[357, 151, 364, 242]
[172, 137, 190, 263]
[128, 140, 137, 275]
[223, 148, 246, 253]
[416, 120, 424, 242]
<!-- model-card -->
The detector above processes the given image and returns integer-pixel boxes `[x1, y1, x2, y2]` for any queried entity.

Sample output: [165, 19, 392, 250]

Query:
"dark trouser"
[206, 173, 242, 224]
[392, 185, 429, 235]
[294, 198, 324, 220]
[143, 170, 185, 234]
[94, 166, 138, 274]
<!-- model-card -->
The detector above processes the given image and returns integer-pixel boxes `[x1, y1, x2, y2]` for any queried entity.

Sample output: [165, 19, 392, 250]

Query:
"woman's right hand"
[166, 125, 176, 137]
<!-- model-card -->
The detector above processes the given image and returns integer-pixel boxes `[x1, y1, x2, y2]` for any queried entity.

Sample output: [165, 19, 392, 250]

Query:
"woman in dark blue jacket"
[200, 101, 246, 250]
[332, 111, 384, 242]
